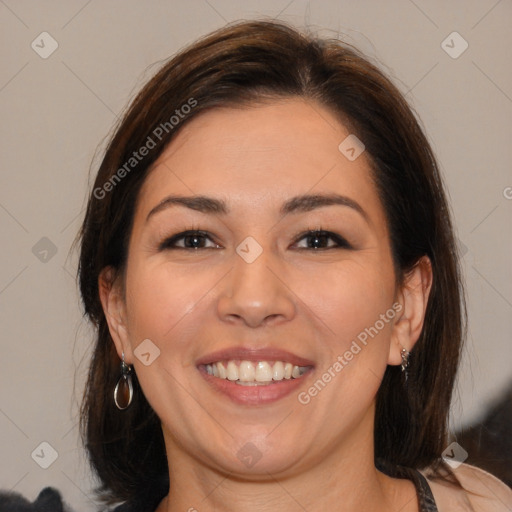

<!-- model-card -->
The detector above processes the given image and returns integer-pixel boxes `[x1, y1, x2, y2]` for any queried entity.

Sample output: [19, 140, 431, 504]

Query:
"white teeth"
[272, 361, 285, 380]
[239, 360, 255, 382]
[255, 361, 273, 382]
[216, 362, 226, 379]
[204, 360, 309, 384]
[226, 361, 238, 381]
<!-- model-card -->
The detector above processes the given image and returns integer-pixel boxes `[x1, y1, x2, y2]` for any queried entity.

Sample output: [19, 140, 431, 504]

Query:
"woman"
[77, 20, 511, 512]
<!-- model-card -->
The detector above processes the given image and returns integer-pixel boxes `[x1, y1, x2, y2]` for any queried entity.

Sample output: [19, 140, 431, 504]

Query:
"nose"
[216, 246, 296, 328]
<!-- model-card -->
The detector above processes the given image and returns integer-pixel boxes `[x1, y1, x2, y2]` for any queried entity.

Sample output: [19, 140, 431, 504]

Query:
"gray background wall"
[1, 1, 510, 509]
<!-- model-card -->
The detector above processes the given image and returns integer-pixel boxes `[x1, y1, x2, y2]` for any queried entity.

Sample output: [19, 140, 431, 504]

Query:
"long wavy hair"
[77, 19, 466, 506]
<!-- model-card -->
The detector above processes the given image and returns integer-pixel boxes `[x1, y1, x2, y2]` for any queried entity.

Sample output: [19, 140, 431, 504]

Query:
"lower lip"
[198, 366, 313, 405]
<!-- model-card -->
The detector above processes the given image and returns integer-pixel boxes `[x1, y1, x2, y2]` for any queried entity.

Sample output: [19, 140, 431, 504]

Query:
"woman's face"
[108, 98, 408, 477]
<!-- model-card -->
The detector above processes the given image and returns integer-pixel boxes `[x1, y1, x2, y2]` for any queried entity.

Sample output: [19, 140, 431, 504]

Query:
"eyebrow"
[146, 193, 369, 223]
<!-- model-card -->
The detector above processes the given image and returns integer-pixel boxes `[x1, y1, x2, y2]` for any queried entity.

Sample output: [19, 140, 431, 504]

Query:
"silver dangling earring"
[400, 346, 410, 383]
[114, 352, 133, 410]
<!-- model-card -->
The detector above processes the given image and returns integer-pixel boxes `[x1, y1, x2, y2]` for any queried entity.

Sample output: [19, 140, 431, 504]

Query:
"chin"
[199, 430, 309, 478]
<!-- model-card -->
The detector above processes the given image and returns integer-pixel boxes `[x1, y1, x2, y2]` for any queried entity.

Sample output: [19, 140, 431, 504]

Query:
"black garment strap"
[375, 459, 439, 511]
[408, 469, 439, 512]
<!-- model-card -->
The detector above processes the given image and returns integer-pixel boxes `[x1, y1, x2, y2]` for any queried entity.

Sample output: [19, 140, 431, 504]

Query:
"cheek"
[124, 261, 217, 341]
[300, 265, 397, 412]
[122, 262, 213, 423]
[299, 260, 396, 346]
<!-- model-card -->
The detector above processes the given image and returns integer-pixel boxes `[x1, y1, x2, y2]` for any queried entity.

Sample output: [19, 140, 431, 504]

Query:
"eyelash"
[158, 228, 352, 251]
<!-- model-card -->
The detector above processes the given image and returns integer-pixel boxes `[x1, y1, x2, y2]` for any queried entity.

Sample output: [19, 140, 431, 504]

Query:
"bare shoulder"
[422, 464, 512, 512]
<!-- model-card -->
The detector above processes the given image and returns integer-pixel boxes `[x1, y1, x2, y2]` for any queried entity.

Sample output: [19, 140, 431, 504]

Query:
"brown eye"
[159, 230, 221, 250]
[293, 230, 352, 250]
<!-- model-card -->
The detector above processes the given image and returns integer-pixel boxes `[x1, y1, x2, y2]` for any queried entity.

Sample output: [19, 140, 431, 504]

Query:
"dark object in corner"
[0, 487, 67, 512]
[455, 381, 512, 487]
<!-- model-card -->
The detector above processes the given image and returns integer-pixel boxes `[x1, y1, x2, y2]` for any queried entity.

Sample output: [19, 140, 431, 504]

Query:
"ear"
[98, 266, 133, 364]
[388, 256, 433, 366]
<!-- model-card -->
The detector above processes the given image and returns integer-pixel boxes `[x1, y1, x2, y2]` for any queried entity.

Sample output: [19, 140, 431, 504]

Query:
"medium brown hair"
[78, 19, 466, 505]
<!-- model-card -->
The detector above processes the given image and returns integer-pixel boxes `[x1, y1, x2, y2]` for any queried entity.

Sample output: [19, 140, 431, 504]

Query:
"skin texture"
[99, 98, 433, 511]
[426, 465, 512, 511]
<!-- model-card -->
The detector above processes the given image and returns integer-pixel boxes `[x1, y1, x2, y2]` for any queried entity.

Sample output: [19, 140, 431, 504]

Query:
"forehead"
[136, 98, 380, 218]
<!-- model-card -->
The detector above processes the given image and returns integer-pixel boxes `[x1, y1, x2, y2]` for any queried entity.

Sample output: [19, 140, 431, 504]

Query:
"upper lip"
[196, 346, 315, 367]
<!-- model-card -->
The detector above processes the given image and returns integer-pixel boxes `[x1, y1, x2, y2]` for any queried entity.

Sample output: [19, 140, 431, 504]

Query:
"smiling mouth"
[199, 360, 312, 386]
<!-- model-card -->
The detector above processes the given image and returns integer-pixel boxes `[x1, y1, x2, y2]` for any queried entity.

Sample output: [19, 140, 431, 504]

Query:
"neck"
[156, 406, 418, 512]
